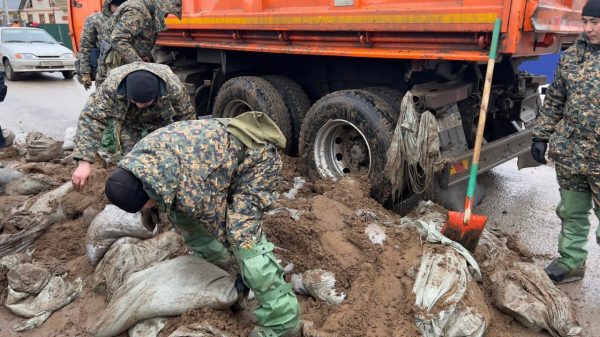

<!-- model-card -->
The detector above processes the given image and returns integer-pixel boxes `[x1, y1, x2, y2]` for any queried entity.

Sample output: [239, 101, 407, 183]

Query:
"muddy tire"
[299, 89, 394, 202]
[262, 75, 311, 156]
[363, 86, 405, 125]
[62, 71, 74, 80]
[212, 76, 292, 152]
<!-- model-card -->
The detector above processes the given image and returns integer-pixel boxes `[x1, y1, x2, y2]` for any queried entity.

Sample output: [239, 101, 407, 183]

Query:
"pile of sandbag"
[24, 132, 63, 163]
[3, 261, 82, 332]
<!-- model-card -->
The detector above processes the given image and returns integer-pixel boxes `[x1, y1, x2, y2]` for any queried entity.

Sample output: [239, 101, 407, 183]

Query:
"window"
[50, 0, 56, 7]
[39, 13, 45, 24]
[1, 29, 57, 44]
[62, 15, 68, 21]
[25, 0, 32, 8]
[27, 14, 33, 23]
[49, 13, 55, 24]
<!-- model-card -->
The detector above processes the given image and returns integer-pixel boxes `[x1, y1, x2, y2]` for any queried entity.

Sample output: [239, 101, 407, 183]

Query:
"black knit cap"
[110, 0, 126, 6]
[583, 0, 600, 18]
[126, 70, 159, 103]
[105, 168, 149, 213]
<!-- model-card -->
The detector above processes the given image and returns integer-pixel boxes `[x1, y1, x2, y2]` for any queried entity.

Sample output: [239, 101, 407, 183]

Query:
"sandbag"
[5, 266, 83, 332]
[7, 263, 50, 294]
[93, 232, 183, 297]
[5, 173, 58, 196]
[24, 132, 62, 163]
[129, 318, 167, 337]
[87, 204, 155, 265]
[2, 128, 15, 147]
[0, 167, 22, 191]
[90, 255, 238, 337]
[62, 127, 76, 151]
[479, 230, 582, 337]
[413, 247, 490, 337]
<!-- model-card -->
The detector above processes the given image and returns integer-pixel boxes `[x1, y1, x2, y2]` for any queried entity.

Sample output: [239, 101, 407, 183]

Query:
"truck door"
[68, 0, 103, 52]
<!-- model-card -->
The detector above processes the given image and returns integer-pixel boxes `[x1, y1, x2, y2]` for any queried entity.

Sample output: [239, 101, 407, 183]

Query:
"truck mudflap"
[442, 129, 539, 187]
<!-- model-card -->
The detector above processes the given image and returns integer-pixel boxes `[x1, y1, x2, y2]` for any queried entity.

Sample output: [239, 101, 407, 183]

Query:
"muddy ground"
[0, 150, 560, 337]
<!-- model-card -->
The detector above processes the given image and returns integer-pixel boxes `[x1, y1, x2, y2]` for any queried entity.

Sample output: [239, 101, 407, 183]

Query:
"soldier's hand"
[141, 206, 160, 231]
[81, 73, 92, 90]
[531, 139, 548, 164]
[72, 161, 93, 190]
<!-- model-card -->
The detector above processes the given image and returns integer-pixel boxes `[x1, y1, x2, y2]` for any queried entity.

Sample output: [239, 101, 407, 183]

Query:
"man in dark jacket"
[531, 0, 600, 284]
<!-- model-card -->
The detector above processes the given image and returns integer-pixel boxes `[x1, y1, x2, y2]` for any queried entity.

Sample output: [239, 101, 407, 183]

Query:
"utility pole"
[2, 0, 9, 27]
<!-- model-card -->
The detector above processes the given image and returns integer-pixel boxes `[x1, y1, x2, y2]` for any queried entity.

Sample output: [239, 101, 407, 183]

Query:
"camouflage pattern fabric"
[119, 119, 282, 248]
[111, 0, 181, 64]
[555, 164, 600, 209]
[77, 0, 114, 79]
[533, 33, 600, 175]
[73, 62, 195, 163]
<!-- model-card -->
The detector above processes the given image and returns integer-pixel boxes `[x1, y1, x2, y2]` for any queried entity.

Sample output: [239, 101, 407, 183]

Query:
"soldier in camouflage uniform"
[104, 112, 302, 337]
[76, 0, 126, 90]
[96, 0, 182, 82]
[531, 0, 600, 284]
[71, 62, 195, 189]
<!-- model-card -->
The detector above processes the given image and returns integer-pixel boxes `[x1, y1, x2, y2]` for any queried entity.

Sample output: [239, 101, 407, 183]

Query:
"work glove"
[141, 206, 160, 231]
[531, 138, 548, 164]
[81, 73, 92, 90]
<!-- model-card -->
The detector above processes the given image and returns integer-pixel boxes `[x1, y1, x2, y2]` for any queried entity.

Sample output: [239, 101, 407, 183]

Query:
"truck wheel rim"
[223, 99, 252, 117]
[314, 119, 372, 179]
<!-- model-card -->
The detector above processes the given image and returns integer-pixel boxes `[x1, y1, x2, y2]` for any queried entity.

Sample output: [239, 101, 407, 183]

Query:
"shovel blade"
[442, 211, 488, 252]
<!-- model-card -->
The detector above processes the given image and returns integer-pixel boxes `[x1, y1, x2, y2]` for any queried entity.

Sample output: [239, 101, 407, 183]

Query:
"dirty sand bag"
[24, 132, 62, 162]
[168, 322, 236, 337]
[413, 247, 490, 337]
[129, 318, 167, 337]
[62, 127, 77, 151]
[93, 232, 183, 297]
[5, 173, 58, 195]
[5, 264, 83, 332]
[90, 255, 238, 337]
[87, 204, 155, 264]
[0, 167, 22, 191]
[2, 128, 16, 147]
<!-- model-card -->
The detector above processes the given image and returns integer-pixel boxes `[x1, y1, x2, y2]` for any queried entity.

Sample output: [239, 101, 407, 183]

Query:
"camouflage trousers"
[556, 164, 600, 209]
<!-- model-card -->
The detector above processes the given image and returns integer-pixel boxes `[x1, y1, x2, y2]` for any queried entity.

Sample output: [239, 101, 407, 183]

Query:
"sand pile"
[0, 151, 558, 337]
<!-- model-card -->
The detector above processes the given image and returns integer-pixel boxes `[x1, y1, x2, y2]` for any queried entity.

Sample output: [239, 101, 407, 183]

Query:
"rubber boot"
[233, 240, 301, 337]
[168, 210, 232, 270]
[545, 189, 593, 283]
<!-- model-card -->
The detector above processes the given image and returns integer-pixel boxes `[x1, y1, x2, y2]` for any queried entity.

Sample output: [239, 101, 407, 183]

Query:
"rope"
[384, 91, 444, 199]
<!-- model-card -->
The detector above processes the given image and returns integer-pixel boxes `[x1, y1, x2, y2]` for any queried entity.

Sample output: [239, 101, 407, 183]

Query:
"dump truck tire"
[299, 89, 394, 202]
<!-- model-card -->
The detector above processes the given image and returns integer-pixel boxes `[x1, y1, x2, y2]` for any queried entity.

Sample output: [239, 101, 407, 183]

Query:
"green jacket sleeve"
[73, 84, 116, 162]
[111, 9, 144, 64]
[226, 144, 282, 246]
[78, 15, 99, 75]
[533, 57, 568, 141]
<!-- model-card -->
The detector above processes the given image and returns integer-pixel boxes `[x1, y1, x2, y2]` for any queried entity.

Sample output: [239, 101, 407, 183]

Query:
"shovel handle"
[464, 18, 502, 223]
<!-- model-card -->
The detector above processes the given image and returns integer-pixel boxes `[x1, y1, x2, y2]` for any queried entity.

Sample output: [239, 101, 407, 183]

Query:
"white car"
[0, 27, 77, 80]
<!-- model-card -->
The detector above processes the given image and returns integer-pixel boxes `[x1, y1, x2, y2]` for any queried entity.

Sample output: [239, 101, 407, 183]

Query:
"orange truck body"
[69, 0, 584, 61]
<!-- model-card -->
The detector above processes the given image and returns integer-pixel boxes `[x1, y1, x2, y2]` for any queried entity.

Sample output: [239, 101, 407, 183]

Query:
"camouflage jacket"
[110, 0, 182, 64]
[533, 34, 600, 175]
[77, 0, 113, 75]
[119, 119, 282, 246]
[73, 62, 195, 163]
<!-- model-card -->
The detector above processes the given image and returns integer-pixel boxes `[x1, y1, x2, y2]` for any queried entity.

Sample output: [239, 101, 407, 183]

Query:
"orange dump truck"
[69, 0, 584, 207]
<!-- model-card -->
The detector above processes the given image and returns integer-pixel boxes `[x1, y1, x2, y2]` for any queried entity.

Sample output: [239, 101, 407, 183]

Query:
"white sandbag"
[0, 167, 22, 191]
[2, 128, 16, 147]
[5, 173, 58, 196]
[292, 269, 345, 305]
[87, 204, 155, 265]
[24, 132, 62, 163]
[93, 232, 183, 297]
[168, 322, 235, 337]
[7, 263, 51, 294]
[90, 255, 238, 337]
[6, 272, 83, 332]
[413, 247, 489, 337]
[62, 127, 77, 151]
[27, 181, 73, 215]
[129, 318, 167, 337]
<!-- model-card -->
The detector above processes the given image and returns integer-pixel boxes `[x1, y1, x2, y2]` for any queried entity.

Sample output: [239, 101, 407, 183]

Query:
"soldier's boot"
[233, 240, 301, 337]
[596, 208, 600, 246]
[545, 189, 593, 284]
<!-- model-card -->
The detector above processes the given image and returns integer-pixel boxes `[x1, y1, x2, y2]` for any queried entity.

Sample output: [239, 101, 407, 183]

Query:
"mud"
[0, 154, 556, 337]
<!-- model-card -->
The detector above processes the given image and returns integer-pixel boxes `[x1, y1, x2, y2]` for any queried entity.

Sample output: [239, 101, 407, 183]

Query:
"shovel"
[442, 18, 502, 252]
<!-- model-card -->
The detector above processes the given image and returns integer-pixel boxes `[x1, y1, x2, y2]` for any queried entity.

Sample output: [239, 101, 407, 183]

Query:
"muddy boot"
[233, 239, 301, 337]
[545, 259, 585, 284]
[555, 189, 592, 272]
[231, 274, 250, 313]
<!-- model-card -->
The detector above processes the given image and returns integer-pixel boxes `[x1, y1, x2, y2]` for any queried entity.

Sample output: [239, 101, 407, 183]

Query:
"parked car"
[0, 27, 76, 80]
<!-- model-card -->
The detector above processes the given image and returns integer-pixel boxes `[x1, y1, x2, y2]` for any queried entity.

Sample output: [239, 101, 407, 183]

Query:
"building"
[1, 0, 22, 26]
[19, 0, 68, 25]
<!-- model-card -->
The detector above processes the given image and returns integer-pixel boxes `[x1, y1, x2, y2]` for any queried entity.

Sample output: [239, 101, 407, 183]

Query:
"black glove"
[531, 138, 548, 164]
